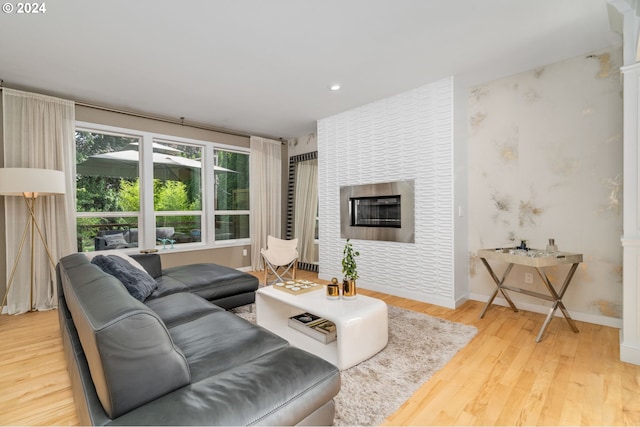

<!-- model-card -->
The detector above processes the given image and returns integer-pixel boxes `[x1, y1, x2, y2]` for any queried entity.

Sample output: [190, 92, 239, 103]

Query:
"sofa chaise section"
[131, 253, 259, 309]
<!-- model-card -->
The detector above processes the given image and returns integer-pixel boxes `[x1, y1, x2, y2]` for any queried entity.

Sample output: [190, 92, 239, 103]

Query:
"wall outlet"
[524, 272, 534, 284]
[242, 249, 248, 257]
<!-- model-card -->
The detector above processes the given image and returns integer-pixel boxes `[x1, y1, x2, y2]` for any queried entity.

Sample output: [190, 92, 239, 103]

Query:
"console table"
[477, 248, 583, 342]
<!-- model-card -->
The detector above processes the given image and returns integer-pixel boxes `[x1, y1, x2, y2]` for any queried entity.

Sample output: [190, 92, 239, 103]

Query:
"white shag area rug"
[231, 303, 478, 426]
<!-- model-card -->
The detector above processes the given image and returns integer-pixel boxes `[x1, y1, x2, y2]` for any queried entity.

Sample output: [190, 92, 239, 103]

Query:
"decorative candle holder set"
[327, 277, 357, 300]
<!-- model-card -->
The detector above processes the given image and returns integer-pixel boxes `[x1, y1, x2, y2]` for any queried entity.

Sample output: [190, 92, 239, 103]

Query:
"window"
[153, 141, 203, 247]
[214, 150, 249, 241]
[75, 130, 141, 252]
[75, 123, 250, 252]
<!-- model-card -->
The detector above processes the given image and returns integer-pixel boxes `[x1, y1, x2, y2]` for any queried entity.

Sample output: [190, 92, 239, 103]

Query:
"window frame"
[150, 139, 205, 249]
[75, 121, 251, 252]
[213, 146, 251, 242]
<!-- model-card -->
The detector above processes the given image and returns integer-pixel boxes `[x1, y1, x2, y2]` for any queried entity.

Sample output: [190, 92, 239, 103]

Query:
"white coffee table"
[256, 285, 388, 370]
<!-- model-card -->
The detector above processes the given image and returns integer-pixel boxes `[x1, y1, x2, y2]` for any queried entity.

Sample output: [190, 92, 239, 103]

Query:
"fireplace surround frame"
[340, 180, 415, 243]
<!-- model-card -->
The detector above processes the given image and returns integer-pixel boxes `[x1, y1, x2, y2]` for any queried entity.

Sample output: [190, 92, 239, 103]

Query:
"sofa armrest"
[58, 254, 190, 419]
[131, 254, 163, 278]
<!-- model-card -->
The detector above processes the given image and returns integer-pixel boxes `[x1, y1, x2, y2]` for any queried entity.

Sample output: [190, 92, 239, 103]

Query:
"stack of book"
[288, 312, 337, 344]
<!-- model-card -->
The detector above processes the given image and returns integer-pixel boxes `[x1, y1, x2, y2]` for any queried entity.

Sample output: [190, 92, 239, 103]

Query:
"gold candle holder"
[327, 277, 340, 300]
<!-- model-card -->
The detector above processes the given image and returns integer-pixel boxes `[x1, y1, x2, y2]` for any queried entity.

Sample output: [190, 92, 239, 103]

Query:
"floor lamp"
[0, 168, 66, 313]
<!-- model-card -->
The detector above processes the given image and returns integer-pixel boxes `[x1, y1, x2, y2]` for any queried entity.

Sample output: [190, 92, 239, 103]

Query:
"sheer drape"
[294, 159, 317, 264]
[3, 89, 76, 314]
[249, 136, 282, 270]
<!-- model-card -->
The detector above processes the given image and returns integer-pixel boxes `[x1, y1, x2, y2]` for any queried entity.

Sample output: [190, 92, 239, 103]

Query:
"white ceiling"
[0, 0, 621, 139]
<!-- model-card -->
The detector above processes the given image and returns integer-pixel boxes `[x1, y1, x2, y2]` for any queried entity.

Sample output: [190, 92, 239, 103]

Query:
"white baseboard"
[236, 266, 253, 272]
[356, 282, 461, 309]
[454, 294, 470, 309]
[469, 293, 622, 329]
[620, 330, 640, 365]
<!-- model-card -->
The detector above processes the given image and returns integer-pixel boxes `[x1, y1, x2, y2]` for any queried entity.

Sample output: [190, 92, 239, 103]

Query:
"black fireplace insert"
[349, 195, 401, 228]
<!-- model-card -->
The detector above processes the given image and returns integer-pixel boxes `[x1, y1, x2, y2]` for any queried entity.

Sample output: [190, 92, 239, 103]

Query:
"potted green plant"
[341, 238, 360, 299]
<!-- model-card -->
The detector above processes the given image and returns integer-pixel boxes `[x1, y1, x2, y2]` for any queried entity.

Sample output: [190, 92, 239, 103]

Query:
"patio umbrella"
[129, 142, 184, 153]
[77, 150, 236, 180]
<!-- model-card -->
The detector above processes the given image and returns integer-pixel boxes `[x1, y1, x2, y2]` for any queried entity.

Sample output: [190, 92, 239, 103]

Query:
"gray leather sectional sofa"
[56, 253, 341, 425]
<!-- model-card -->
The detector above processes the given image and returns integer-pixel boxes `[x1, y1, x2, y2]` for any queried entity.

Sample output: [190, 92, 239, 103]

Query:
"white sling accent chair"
[261, 235, 299, 285]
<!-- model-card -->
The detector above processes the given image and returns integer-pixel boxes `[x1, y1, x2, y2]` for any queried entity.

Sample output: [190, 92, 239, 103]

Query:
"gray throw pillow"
[91, 254, 158, 301]
[103, 233, 128, 247]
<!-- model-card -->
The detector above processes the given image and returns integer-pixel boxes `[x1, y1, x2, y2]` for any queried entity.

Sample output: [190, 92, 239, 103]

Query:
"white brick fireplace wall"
[317, 76, 468, 308]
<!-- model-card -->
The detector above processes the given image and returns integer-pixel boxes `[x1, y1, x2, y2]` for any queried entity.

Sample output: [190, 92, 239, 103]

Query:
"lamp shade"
[0, 168, 66, 197]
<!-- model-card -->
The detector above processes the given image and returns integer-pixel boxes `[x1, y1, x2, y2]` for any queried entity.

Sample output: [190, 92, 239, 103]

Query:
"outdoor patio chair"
[94, 228, 137, 251]
[261, 235, 299, 285]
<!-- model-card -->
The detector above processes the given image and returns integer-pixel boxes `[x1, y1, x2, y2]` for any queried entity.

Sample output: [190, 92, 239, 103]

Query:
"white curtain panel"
[2, 88, 77, 314]
[249, 136, 282, 270]
[294, 158, 318, 264]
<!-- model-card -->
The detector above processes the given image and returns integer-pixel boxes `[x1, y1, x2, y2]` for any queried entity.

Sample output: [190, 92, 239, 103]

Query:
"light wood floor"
[1, 270, 639, 426]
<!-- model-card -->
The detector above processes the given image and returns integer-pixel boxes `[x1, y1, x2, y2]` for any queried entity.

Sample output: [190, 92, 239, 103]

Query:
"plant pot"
[342, 279, 357, 299]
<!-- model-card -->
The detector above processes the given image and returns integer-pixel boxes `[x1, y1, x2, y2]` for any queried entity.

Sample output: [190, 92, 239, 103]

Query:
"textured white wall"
[317, 77, 467, 308]
[468, 46, 624, 325]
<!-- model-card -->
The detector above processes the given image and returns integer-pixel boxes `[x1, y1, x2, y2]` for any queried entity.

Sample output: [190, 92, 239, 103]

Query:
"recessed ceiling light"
[330, 84, 341, 91]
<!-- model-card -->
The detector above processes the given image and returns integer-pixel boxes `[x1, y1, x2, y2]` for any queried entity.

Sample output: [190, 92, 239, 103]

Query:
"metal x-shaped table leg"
[479, 257, 581, 342]
[479, 259, 518, 318]
[534, 264, 580, 342]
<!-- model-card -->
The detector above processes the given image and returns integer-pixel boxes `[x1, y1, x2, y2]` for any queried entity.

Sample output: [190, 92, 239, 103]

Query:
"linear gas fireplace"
[340, 180, 415, 243]
[350, 195, 402, 228]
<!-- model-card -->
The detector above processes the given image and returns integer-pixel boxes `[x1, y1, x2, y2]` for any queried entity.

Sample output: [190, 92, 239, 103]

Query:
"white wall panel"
[621, 61, 640, 364]
[318, 77, 465, 307]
